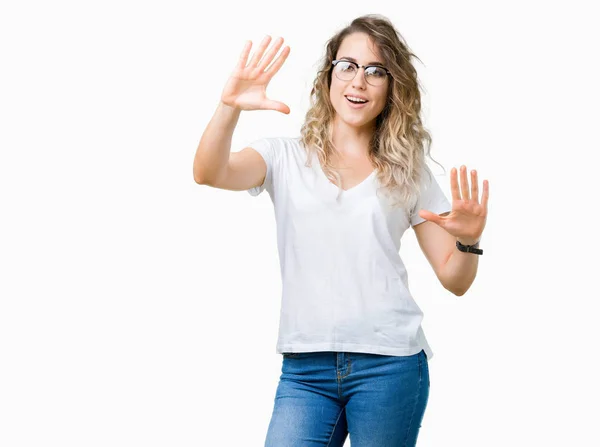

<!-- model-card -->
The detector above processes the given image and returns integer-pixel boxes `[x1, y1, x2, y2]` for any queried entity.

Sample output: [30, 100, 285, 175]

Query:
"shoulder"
[274, 136, 302, 149]
[246, 137, 304, 170]
[251, 136, 303, 156]
[417, 163, 447, 193]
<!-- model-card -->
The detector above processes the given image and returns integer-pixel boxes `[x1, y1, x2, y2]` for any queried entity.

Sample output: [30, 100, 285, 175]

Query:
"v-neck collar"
[312, 151, 377, 197]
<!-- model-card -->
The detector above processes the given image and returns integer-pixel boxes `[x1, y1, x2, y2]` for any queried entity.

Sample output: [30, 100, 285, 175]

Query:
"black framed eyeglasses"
[331, 59, 391, 86]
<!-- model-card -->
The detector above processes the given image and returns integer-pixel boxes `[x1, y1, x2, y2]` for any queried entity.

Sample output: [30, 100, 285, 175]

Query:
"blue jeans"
[265, 349, 430, 446]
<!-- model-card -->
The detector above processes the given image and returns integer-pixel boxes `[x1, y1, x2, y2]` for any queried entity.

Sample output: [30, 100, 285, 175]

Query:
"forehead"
[336, 32, 383, 64]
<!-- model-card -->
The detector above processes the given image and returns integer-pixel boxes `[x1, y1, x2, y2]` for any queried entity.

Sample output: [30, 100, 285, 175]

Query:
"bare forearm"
[193, 102, 242, 184]
[440, 239, 480, 296]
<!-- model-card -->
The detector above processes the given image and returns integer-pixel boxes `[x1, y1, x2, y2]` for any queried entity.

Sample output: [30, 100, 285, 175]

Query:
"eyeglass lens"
[334, 61, 387, 85]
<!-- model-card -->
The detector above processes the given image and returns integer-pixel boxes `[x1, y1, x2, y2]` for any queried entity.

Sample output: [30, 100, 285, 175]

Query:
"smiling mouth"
[345, 96, 369, 105]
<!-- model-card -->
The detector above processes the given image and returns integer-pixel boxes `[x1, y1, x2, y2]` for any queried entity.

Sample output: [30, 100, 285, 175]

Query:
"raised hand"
[221, 36, 291, 114]
[418, 166, 489, 245]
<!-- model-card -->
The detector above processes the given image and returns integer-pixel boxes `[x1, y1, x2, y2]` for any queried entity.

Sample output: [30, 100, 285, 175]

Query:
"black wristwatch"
[456, 240, 483, 255]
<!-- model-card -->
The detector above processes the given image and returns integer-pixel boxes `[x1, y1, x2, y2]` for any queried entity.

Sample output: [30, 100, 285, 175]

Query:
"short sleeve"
[247, 138, 278, 197]
[410, 165, 452, 227]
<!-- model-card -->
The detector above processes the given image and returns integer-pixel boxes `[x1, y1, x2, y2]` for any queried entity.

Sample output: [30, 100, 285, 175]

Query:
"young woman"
[194, 14, 489, 447]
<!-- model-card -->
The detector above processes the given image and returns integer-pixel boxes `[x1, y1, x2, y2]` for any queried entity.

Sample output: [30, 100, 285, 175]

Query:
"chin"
[332, 104, 377, 127]
[340, 114, 375, 128]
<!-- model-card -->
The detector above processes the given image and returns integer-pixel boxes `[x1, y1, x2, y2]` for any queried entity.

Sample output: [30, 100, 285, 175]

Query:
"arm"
[193, 102, 241, 184]
[193, 36, 290, 186]
[413, 165, 489, 296]
[413, 216, 479, 296]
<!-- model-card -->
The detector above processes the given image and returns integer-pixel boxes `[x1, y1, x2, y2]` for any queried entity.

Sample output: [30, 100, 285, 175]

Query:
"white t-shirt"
[247, 136, 451, 359]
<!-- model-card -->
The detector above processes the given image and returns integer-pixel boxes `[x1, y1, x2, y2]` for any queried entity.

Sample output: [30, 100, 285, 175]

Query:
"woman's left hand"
[418, 165, 489, 245]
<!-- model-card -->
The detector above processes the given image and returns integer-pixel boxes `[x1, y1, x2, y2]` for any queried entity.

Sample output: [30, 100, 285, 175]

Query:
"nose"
[351, 67, 367, 89]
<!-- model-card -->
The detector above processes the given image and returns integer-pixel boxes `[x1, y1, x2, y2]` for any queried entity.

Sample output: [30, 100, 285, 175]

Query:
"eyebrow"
[339, 56, 384, 66]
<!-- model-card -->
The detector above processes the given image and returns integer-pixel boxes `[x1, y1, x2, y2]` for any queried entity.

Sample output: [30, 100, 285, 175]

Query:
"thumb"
[261, 100, 290, 114]
[418, 209, 443, 225]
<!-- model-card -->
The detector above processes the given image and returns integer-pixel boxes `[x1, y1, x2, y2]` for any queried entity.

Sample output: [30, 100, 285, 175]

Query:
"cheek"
[329, 80, 343, 101]
[374, 92, 389, 111]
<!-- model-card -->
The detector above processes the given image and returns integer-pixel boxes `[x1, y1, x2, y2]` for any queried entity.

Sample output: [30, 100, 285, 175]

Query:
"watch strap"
[456, 240, 483, 255]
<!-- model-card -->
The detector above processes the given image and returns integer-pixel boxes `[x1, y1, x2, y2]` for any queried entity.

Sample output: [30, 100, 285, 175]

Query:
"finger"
[418, 209, 443, 226]
[471, 169, 479, 203]
[459, 165, 470, 201]
[236, 40, 252, 70]
[450, 167, 461, 201]
[257, 36, 284, 72]
[248, 35, 272, 68]
[264, 45, 291, 79]
[481, 179, 489, 211]
[261, 99, 290, 114]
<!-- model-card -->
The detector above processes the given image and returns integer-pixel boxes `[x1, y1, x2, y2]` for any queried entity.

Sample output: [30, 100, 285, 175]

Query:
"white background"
[1, 0, 598, 446]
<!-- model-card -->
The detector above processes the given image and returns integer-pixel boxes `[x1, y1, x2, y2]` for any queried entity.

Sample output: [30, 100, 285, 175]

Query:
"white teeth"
[346, 96, 367, 103]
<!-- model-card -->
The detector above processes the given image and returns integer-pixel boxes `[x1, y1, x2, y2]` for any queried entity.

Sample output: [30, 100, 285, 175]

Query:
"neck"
[331, 115, 375, 158]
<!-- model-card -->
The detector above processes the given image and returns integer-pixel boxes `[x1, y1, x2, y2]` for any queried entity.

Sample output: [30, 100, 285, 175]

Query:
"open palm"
[418, 165, 489, 244]
[221, 36, 290, 114]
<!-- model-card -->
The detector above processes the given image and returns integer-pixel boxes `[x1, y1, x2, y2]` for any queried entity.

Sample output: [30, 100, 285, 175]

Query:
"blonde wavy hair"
[300, 14, 445, 209]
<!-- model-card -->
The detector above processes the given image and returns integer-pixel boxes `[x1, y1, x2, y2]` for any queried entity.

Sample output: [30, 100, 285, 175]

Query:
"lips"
[345, 95, 369, 108]
[345, 95, 369, 104]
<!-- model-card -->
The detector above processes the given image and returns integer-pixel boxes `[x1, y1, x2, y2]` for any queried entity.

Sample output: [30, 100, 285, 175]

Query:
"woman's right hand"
[221, 36, 291, 114]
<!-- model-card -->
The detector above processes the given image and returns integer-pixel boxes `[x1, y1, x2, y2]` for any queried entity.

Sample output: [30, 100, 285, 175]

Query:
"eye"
[338, 62, 356, 72]
[366, 66, 387, 78]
